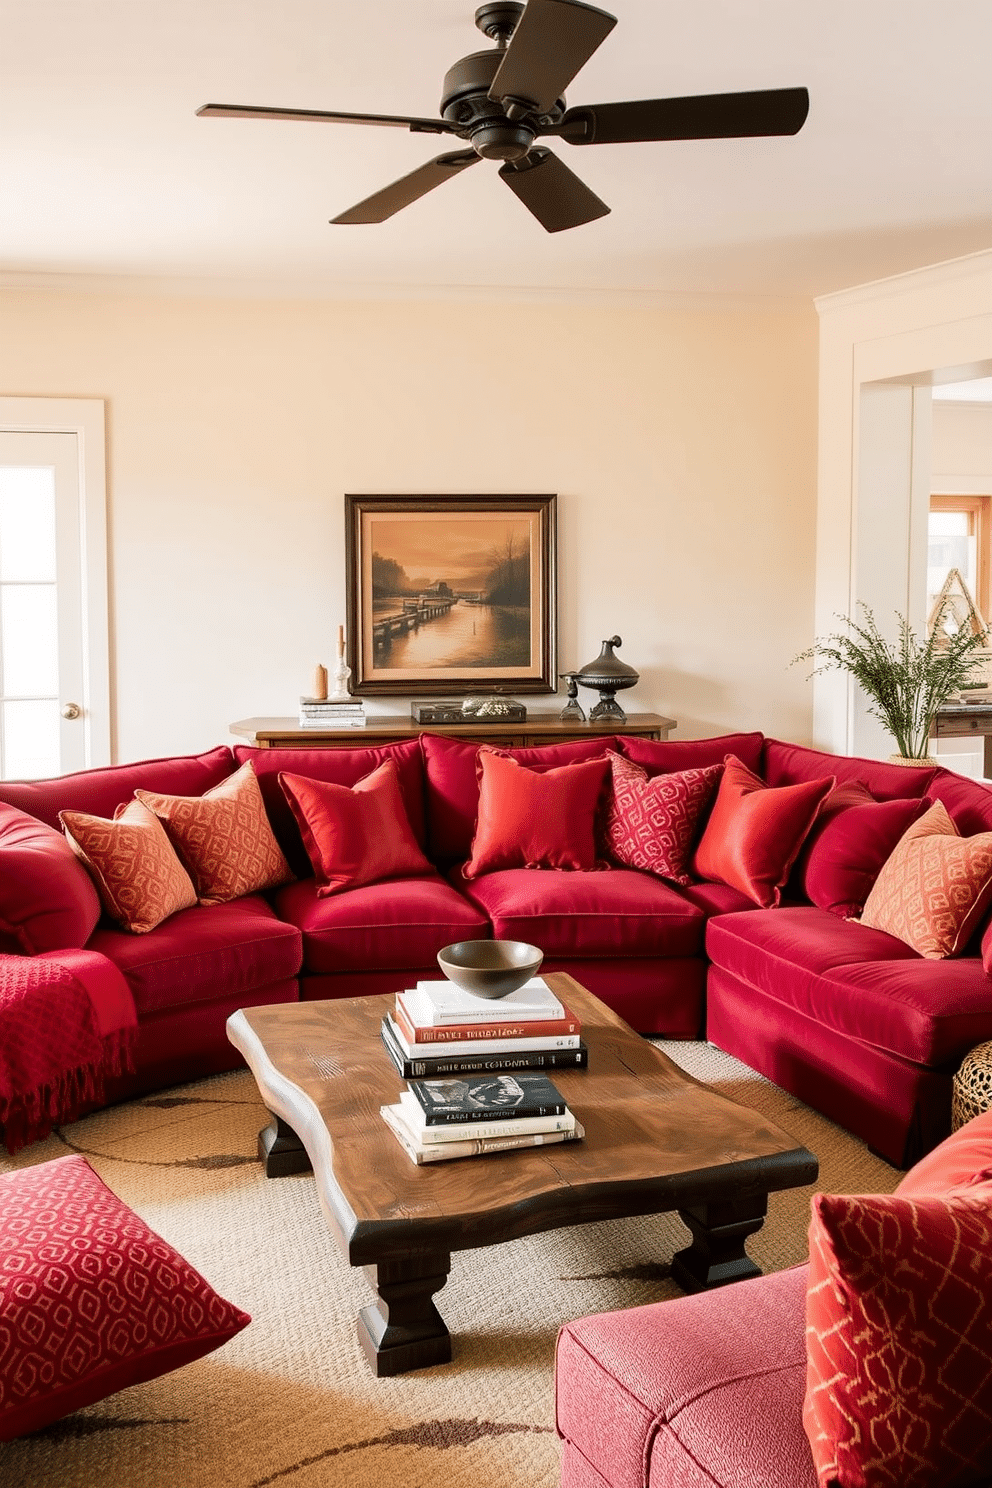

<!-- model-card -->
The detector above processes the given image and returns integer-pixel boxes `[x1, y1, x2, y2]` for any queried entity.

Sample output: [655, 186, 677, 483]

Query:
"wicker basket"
[952, 1040, 992, 1129]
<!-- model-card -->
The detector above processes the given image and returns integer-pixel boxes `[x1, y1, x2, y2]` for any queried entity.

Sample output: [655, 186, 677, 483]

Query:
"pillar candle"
[312, 663, 328, 701]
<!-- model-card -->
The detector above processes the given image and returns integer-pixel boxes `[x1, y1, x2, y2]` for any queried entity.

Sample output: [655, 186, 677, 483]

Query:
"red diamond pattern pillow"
[137, 760, 293, 906]
[600, 751, 723, 884]
[804, 1183, 992, 1488]
[859, 797, 992, 958]
[0, 1154, 250, 1440]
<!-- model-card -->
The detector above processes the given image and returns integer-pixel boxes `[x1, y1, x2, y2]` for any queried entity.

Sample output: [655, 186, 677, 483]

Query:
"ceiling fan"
[197, 0, 809, 234]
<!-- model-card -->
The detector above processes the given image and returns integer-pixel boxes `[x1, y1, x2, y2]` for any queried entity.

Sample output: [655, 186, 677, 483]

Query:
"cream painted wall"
[0, 287, 817, 763]
[932, 402, 992, 487]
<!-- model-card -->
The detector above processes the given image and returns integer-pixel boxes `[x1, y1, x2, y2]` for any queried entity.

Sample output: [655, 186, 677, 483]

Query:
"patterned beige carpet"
[0, 1041, 900, 1488]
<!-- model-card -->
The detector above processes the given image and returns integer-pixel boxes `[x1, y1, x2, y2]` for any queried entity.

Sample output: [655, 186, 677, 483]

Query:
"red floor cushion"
[461, 867, 705, 959]
[706, 907, 992, 1066]
[273, 874, 490, 973]
[88, 896, 303, 1017]
[0, 1155, 250, 1441]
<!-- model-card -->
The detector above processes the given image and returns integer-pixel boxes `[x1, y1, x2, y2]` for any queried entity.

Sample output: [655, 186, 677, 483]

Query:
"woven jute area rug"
[0, 1041, 899, 1488]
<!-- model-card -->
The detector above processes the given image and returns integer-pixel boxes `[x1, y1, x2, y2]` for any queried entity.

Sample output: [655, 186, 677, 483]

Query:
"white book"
[386, 1015, 581, 1060]
[380, 1103, 584, 1164]
[396, 1090, 575, 1144]
[297, 714, 366, 728]
[404, 977, 564, 1025]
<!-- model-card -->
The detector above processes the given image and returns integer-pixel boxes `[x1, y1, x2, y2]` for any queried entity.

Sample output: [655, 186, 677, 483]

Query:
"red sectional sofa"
[2, 729, 992, 1167]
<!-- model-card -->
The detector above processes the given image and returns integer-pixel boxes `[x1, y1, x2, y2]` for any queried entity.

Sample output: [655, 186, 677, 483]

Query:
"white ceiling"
[3, 0, 992, 301]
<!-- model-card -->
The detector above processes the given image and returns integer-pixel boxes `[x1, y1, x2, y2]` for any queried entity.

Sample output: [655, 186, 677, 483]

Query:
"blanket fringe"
[0, 1025, 137, 1155]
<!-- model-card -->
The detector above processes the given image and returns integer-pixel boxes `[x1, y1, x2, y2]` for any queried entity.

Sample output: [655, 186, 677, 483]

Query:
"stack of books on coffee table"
[379, 975, 587, 1081]
[380, 1070, 583, 1166]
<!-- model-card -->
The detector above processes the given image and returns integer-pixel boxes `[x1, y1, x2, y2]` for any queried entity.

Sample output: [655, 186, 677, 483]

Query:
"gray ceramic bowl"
[436, 939, 544, 1000]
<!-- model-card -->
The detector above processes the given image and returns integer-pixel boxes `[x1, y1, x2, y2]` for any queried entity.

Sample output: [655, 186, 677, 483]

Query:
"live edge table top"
[227, 974, 817, 1269]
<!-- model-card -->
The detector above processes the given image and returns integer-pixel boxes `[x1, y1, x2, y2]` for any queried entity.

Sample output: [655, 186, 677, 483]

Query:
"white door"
[0, 427, 103, 776]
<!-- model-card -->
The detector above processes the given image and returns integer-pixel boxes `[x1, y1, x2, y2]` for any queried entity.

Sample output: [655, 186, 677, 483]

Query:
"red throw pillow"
[0, 1154, 250, 1442]
[860, 799, 992, 958]
[803, 795, 930, 919]
[692, 755, 834, 908]
[600, 751, 722, 884]
[279, 759, 433, 896]
[804, 1184, 992, 1488]
[463, 749, 610, 880]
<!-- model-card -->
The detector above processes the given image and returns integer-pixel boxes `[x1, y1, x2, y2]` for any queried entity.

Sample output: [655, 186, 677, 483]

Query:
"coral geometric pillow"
[600, 751, 722, 884]
[59, 799, 197, 934]
[803, 795, 930, 919]
[860, 798, 992, 958]
[463, 748, 610, 880]
[136, 761, 292, 906]
[279, 759, 434, 896]
[0, 1154, 250, 1441]
[804, 1184, 992, 1488]
[692, 755, 835, 908]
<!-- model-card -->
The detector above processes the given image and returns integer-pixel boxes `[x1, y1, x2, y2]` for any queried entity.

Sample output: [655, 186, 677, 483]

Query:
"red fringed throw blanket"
[0, 950, 137, 1153]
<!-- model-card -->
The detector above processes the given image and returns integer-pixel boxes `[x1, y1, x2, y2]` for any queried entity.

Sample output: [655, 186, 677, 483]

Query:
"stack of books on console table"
[380, 975, 587, 1080]
[381, 1071, 583, 1166]
[297, 695, 366, 728]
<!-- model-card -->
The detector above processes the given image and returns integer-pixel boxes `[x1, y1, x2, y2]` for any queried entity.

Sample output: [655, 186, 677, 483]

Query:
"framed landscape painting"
[345, 494, 557, 697]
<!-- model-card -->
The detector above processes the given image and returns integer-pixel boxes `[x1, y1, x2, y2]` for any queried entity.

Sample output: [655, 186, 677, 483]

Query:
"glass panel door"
[0, 433, 86, 777]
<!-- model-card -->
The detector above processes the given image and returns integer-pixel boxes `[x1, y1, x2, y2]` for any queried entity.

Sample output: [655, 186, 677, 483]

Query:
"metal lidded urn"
[575, 635, 639, 723]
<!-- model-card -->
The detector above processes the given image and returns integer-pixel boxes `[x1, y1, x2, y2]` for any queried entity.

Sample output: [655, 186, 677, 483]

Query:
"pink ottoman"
[555, 1266, 815, 1488]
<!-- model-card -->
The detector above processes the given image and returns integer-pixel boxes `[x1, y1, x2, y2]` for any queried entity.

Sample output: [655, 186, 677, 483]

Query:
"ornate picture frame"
[345, 494, 557, 697]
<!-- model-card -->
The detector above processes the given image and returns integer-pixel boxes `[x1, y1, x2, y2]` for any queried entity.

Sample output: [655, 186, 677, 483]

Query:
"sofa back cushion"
[0, 802, 102, 954]
[763, 737, 936, 801]
[927, 768, 992, 835]
[0, 746, 237, 830]
[421, 732, 617, 864]
[618, 730, 764, 776]
[234, 740, 427, 877]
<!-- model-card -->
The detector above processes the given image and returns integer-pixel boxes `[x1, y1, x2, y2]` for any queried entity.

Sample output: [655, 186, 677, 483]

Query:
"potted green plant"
[794, 603, 988, 761]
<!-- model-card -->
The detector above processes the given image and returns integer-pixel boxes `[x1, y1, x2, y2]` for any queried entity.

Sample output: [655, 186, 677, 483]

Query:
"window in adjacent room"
[928, 494, 990, 622]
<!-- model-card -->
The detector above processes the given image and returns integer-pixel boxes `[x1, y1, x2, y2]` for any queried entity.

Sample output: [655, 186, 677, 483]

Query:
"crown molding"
[0, 269, 806, 315]
[814, 247, 992, 315]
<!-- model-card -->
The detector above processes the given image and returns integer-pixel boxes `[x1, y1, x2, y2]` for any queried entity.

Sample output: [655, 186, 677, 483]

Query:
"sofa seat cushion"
[461, 868, 705, 959]
[677, 879, 763, 917]
[555, 1265, 813, 1488]
[273, 875, 489, 974]
[706, 907, 992, 1067]
[88, 896, 302, 1017]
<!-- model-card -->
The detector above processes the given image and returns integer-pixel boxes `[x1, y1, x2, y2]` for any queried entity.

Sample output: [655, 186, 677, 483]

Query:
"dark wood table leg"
[671, 1194, 768, 1292]
[258, 1113, 313, 1178]
[357, 1252, 452, 1377]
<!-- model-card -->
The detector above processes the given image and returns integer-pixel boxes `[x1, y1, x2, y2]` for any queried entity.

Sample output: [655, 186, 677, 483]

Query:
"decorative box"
[411, 698, 527, 724]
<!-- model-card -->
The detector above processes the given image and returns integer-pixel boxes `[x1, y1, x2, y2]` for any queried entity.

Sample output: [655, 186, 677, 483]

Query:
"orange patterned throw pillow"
[59, 800, 197, 934]
[859, 798, 992, 958]
[804, 1184, 992, 1488]
[136, 761, 292, 906]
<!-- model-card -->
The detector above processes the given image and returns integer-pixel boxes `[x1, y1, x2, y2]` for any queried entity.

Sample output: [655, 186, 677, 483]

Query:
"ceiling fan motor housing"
[441, 48, 563, 159]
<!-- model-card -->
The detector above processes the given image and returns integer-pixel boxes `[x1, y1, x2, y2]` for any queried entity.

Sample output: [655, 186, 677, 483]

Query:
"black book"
[380, 1018, 588, 1080]
[407, 1071, 567, 1125]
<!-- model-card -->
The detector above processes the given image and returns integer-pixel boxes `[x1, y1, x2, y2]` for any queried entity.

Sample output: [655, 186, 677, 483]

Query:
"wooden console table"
[230, 712, 676, 750]
[933, 701, 992, 778]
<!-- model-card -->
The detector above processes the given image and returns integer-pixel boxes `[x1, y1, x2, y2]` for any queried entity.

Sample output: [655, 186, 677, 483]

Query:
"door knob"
[61, 702, 82, 720]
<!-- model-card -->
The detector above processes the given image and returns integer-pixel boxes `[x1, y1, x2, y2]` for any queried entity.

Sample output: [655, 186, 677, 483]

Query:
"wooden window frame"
[930, 493, 991, 621]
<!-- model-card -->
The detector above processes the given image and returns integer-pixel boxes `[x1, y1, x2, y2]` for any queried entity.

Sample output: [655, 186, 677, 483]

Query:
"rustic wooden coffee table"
[227, 974, 817, 1376]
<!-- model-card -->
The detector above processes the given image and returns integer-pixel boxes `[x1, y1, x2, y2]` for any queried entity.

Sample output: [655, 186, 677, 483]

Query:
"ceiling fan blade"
[499, 148, 609, 232]
[558, 87, 810, 144]
[197, 103, 454, 136]
[331, 150, 481, 224]
[489, 0, 617, 115]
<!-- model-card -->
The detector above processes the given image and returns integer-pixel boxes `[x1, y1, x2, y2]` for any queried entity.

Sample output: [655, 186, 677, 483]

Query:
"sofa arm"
[0, 949, 137, 1152]
[556, 1265, 815, 1488]
[0, 803, 101, 954]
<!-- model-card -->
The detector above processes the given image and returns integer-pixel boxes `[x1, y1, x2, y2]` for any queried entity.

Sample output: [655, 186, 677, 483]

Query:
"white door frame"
[0, 397, 111, 768]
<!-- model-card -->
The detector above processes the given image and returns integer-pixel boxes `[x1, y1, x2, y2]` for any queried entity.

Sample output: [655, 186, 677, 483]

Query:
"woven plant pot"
[887, 754, 939, 766]
[952, 1040, 992, 1130]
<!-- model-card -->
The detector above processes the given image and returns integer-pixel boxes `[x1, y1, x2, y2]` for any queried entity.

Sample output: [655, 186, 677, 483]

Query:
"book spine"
[411, 1127, 582, 1163]
[380, 1026, 588, 1079]
[389, 1013, 581, 1057]
[404, 986, 565, 1026]
[412, 1098, 567, 1125]
[394, 1003, 580, 1043]
[414, 1112, 575, 1143]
